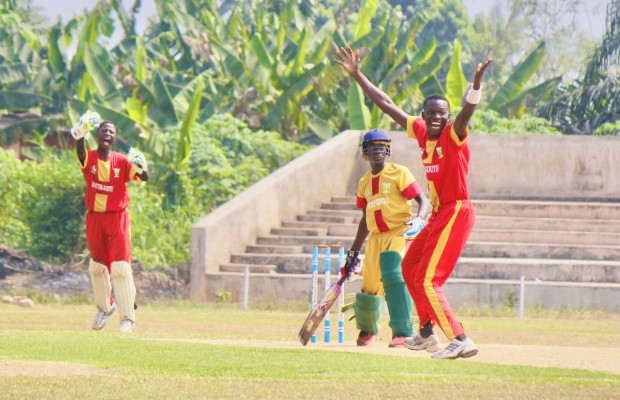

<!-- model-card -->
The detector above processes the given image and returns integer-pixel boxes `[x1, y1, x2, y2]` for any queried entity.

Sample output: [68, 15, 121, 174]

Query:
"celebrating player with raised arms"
[336, 46, 493, 359]
[72, 111, 149, 333]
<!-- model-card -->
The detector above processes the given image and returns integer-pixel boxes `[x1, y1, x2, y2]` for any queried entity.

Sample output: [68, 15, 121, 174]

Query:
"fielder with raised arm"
[72, 111, 149, 333]
[336, 46, 493, 359]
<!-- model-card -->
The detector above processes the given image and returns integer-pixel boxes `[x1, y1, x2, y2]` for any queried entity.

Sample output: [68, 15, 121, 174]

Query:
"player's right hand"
[70, 110, 101, 140]
[341, 250, 362, 282]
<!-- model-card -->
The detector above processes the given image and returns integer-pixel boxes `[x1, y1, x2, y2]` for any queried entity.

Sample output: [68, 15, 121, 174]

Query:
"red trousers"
[85, 210, 131, 272]
[402, 200, 475, 340]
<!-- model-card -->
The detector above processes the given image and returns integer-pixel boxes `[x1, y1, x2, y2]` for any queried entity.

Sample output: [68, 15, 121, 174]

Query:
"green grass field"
[0, 302, 619, 399]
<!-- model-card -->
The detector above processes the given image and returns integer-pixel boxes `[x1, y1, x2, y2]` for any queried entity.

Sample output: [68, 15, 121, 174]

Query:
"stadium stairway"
[218, 196, 620, 311]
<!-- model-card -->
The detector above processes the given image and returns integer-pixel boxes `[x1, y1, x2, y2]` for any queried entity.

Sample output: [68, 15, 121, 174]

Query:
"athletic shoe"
[404, 334, 442, 352]
[431, 338, 478, 359]
[119, 319, 135, 333]
[356, 331, 375, 346]
[92, 302, 116, 331]
[388, 336, 412, 348]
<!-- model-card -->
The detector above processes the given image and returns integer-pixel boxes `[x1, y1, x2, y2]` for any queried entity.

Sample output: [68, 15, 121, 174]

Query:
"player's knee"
[89, 259, 108, 276]
[111, 261, 132, 279]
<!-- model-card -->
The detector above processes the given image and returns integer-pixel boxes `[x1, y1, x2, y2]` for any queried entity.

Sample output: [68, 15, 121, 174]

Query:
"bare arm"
[349, 209, 369, 252]
[335, 46, 410, 129]
[413, 193, 431, 220]
[135, 169, 149, 182]
[76, 138, 86, 165]
[453, 57, 493, 140]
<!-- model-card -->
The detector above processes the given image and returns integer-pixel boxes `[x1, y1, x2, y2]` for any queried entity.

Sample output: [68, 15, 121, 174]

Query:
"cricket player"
[343, 129, 430, 347]
[72, 112, 149, 333]
[336, 45, 493, 359]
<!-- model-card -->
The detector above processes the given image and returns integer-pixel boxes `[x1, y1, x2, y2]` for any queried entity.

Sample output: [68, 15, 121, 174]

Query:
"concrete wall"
[387, 132, 620, 200]
[190, 130, 366, 300]
[191, 132, 620, 302]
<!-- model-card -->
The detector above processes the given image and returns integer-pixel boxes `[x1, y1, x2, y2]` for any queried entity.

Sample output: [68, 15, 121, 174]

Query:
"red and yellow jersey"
[80, 150, 142, 212]
[407, 116, 470, 209]
[356, 163, 423, 233]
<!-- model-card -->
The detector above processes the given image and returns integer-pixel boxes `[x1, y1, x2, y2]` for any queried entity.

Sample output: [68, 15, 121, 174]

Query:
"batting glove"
[404, 216, 425, 238]
[341, 250, 362, 282]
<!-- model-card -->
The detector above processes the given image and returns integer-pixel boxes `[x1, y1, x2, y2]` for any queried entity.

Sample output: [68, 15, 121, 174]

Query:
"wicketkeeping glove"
[340, 250, 362, 282]
[126, 147, 148, 171]
[70, 110, 101, 140]
[404, 216, 425, 239]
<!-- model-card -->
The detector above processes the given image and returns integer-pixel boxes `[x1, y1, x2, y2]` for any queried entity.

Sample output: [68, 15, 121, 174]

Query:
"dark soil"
[0, 244, 190, 301]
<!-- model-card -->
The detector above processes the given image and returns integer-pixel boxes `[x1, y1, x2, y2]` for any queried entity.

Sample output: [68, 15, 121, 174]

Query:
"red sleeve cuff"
[356, 196, 367, 209]
[402, 182, 423, 200]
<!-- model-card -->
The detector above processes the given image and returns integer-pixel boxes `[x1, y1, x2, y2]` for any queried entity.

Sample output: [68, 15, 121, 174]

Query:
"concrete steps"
[217, 196, 620, 309]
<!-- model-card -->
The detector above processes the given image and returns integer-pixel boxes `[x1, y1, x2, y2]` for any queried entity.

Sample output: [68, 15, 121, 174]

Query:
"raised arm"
[76, 137, 86, 165]
[335, 46, 410, 129]
[453, 57, 493, 139]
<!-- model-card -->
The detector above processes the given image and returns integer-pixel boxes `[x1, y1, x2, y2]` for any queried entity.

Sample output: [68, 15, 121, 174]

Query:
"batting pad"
[110, 261, 136, 323]
[89, 260, 112, 313]
[380, 251, 414, 337]
[354, 293, 382, 334]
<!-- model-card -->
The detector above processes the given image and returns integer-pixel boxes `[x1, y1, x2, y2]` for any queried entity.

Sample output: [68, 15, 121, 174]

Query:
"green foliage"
[0, 114, 309, 267]
[593, 121, 620, 136]
[0, 148, 84, 261]
[467, 108, 559, 135]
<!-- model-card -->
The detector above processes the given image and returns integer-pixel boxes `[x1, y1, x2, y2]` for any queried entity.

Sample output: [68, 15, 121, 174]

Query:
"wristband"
[466, 86, 482, 104]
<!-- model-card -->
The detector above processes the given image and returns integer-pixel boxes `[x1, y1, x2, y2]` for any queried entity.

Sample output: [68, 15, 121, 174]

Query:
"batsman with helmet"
[343, 129, 430, 347]
[72, 112, 149, 333]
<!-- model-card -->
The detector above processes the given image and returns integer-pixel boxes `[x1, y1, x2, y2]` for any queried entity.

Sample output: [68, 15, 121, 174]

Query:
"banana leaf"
[491, 41, 546, 112]
[176, 76, 204, 167]
[0, 63, 31, 85]
[0, 90, 52, 109]
[348, 84, 371, 130]
[445, 39, 466, 110]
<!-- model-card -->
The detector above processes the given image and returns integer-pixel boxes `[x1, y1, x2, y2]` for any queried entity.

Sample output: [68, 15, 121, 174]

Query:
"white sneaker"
[404, 334, 442, 353]
[92, 302, 116, 331]
[119, 319, 135, 333]
[431, 338, 478, 359]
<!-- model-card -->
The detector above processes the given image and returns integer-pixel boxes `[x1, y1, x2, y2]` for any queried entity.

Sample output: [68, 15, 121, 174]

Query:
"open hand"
[472, 57, 493, 89]
[334, 46, 361, 75]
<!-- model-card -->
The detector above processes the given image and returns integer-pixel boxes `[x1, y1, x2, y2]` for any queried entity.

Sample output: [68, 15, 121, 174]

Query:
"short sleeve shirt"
[356, 163, 423, 233]
[80, 150, 140, 212]
[406, 116, 470, 208]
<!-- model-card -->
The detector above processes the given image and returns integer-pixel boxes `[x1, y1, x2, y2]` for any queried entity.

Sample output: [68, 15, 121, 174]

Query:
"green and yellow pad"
[353, 293, 382, 334]
[380, 251, 414, 337]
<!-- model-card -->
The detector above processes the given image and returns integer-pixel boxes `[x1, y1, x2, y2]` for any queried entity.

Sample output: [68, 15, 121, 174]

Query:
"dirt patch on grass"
[0, 360, 113, 377]
[138, 338, 620, 375]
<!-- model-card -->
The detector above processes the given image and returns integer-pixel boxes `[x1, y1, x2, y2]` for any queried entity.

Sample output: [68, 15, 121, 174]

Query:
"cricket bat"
[298, 275, 346, 346]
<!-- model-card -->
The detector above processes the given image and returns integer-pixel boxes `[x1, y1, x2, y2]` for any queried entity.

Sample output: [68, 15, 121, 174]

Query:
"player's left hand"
[404, 216, 425, 238]
[126, 147, 148, 171]
[472, 57, 493, 89]
[334, 46, 361, 76]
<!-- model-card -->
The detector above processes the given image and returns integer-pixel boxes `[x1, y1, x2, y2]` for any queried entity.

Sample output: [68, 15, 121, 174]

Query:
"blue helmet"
[360, 129, 391, 157]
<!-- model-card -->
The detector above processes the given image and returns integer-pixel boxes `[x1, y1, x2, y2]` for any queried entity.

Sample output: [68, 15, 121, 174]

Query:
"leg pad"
[353, 293, 382, 335]
[380, 251, 414, 337]
[111, 261, 136, 323]
[89, 259, 112, 313]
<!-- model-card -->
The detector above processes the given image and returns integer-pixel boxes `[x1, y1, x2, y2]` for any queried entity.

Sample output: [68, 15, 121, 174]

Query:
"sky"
[30, 0, 608, 42]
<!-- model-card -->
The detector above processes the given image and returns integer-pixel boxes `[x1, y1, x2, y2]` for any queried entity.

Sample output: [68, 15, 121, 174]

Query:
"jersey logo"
[436, 147, 444, 158]
[113, 168, 120, 178]
[91, 166, 96, 174]
[365, 189, 371, 199]
[382, 183, 391, 193]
